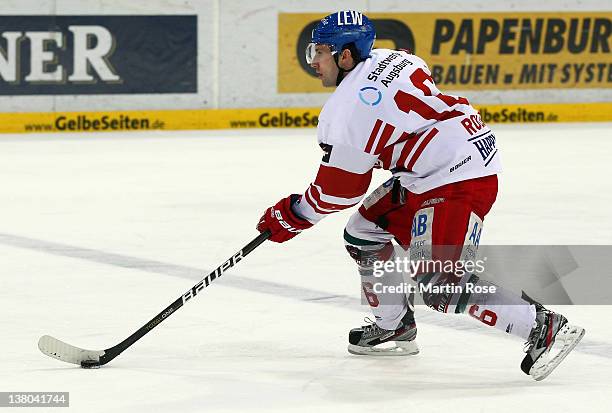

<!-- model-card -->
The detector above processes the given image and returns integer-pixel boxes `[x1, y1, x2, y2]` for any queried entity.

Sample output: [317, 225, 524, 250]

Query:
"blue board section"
[0, 15, 197, 94]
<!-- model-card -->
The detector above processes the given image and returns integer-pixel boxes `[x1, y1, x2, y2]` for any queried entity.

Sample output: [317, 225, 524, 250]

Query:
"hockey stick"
[38, 230, 271, 368]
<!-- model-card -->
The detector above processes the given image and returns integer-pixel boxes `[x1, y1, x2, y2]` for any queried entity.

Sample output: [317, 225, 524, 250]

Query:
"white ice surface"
[1, 124, 612, 412]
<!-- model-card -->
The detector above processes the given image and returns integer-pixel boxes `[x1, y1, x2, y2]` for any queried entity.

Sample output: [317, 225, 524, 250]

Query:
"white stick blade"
[38, 335, 105, 365]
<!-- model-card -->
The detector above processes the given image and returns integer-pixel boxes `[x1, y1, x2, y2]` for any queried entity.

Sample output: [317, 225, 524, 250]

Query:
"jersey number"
[468, 304, 498, 326]
[394, 68, 469, 121]
[364, 68, 471, 159]
[362, 282, 380, 307]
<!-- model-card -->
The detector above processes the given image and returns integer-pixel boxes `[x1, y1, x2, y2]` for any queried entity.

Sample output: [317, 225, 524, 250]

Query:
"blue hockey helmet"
[306, 11, 376, 65]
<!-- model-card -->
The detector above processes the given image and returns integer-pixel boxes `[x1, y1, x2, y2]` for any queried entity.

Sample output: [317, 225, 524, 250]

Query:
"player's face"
[309, 44, 339, 87]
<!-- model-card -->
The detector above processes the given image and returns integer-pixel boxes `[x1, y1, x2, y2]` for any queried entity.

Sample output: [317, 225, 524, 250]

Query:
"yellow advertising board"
[0, 103, 610, 134]
[278, 12, 612, 93]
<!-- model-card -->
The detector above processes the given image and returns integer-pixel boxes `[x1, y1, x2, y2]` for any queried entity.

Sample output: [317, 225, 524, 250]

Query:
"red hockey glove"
[257, 194, 313, 243]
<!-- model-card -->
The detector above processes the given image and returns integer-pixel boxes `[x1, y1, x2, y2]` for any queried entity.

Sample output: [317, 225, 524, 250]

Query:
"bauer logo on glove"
[257, 195, 313, 243]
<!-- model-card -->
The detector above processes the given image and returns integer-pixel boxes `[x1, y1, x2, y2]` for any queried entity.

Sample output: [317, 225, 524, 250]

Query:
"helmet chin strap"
[333, 52, 357, 86]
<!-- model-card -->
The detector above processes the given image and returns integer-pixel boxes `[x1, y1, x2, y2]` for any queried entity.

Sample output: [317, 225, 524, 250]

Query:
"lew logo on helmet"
[295, 12, 415, 83]
[307, 10, 375, 63]
[336, 11, 363, 26]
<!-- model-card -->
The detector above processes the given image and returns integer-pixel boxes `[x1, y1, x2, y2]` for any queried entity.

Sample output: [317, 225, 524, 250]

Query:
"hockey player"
[256, 10, 584, 380]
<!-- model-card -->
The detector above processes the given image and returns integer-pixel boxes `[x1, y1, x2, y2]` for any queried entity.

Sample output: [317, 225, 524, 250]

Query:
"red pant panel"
[358, 175, 498, 247]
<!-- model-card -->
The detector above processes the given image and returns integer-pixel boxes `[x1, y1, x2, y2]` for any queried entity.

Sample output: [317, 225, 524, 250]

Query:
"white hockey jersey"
[293, 48, 502, 224]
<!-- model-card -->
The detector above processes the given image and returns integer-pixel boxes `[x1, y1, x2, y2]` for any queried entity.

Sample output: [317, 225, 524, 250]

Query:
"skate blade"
[348, 340, 419, 357]
[529, 324, 585, 381]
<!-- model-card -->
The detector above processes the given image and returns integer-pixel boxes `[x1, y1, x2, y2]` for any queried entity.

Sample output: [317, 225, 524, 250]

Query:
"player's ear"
[340, 48, 355, 69]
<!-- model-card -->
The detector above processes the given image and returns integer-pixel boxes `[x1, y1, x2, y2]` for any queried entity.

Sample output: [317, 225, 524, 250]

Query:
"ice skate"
[348, 311, 419, 356]
[521, 304, 585, 381]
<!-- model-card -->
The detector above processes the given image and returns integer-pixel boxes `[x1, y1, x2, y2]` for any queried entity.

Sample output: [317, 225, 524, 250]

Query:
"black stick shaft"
[99, 230, 271, 365]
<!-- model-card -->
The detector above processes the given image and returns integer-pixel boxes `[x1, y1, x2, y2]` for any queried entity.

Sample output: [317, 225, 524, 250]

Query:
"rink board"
[1, 102, 611, 134]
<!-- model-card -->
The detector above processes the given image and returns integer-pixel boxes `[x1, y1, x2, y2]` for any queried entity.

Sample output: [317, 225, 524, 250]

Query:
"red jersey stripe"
[406, 128, 439, 171]
[394, 131, 414, 146]
[364, 119, 383, 154]
[314, 164, 372, 199]
[304, 188, 334, 215]
[396, 131, 424, 169]
[373, 122, 396, 155]
[379, 148, 393, 170]
[308, 184, 359, 211]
